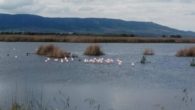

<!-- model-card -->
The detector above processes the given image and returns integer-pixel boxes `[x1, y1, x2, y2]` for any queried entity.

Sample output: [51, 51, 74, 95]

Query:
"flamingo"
[116, 59, 122, 65]
[47, 58, 50, 61]
[60, 59, 64, 63]
[54, 59, 58, 62]
[65, 59, 69, 62]
[64, 57, 68, 60]
[84, 59, 88, 63]
[131, 62, 135, 66]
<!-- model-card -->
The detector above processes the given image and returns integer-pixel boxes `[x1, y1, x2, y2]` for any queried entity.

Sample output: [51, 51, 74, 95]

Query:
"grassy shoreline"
[0, 35, 195, 43]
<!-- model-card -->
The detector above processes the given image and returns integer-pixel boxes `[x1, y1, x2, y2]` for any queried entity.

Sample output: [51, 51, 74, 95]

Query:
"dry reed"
[0, 35, 195, 43]
[36, 44, 70, 58]
[143, 48, 154, 55]
[176, 46, 195, 57]
[84, 44, 104, 56]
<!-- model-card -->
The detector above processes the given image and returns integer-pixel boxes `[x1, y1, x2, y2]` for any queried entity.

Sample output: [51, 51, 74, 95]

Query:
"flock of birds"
[45, 57, 74, 63]
[43, 56, 139, 67]
[84, 58, 123, 65]
[4, 48, 141, 66]
[44, 57, 125, 66]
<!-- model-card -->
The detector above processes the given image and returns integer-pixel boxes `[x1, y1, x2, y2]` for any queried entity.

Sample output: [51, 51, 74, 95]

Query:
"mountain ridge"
[0, 13, 195, 37]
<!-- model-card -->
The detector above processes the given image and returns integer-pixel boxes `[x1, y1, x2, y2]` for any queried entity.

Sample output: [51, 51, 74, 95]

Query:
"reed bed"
[143, 48, 154, 55]
[0, 35, 195, 43]
[36, 44, 70, 58]
[176, 46, 195, 57]
[84, 44, 104, 56]
[11, 103, 23, 110]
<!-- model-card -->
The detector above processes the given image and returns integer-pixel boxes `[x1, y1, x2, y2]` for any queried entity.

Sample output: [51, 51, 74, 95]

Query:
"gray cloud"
[0, 0, 35, 10]
[187, 12, 195, 15]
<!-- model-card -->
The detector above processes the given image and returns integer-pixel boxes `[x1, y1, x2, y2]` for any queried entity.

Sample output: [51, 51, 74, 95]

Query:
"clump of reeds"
[176, 46, 195, 57]
[36, 44, 70, 58]
[11, 103, 23, 110]
[143, 48, 154, 55]
[84, 44, 104, 56]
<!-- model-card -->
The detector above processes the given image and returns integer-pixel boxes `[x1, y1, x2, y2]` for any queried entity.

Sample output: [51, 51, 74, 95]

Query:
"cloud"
[186, 12, 195, 15]
[0, 0, 35, 10]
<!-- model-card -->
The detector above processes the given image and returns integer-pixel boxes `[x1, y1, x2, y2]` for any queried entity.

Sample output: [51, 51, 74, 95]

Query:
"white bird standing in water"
[116, 59, 122, 65]
[65, 59, 69, 62]
[54, 59, 58, 62]
[131, 62, 135, 66]
[84, 59, 88, 63]
[47, 58, 50, 61]
[60, 59, 64, 63]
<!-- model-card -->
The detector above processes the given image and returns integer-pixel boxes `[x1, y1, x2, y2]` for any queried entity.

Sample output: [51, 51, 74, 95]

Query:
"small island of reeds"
[36, 44, 70, 58]
[84, 44, 104, 56]
[143, 48, 154, 55]
[176, 46, 195, 57]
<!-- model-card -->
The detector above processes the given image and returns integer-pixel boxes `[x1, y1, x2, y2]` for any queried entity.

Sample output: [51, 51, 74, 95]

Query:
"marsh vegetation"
[143, 48, 154, 55]
[0, 35, 195, 43]
[36, 44, 70, 58]
[84, 44, 104, 56]
[176, 46, 195, 57]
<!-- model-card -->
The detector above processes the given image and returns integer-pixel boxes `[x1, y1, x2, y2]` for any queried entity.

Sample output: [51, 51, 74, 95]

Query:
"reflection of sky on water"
[1, 82, 195, 110]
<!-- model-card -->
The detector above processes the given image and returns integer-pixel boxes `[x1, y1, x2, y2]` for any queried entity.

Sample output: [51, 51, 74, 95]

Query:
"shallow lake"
[0, 42, 195, 110]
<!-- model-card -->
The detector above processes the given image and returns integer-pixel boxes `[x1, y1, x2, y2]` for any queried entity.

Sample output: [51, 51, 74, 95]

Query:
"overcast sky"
[0, 0, 195, 31]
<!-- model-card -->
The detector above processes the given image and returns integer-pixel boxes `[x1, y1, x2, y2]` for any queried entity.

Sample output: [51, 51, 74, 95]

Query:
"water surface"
[0, 42, 195, 110]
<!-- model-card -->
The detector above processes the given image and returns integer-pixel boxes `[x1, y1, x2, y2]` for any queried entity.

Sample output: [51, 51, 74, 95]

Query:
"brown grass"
[0, 35, 195, 43]
[11, 103, 23, 110]
[84, 44, 104, 56]
[143, 48, 154, 55]
[36, 44, 70, 58]
[176, 46, 195, 57]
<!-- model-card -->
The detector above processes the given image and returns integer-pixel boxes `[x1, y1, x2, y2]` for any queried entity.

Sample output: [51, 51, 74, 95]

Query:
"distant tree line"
[0, 31, 183, 38]
[0, 31, 137, 37]
[161, 34, 182, 38]
[0, 32, 71, 35]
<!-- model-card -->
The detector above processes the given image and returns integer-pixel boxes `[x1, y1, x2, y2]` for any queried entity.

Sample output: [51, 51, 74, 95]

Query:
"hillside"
[0, 14, 195, 37]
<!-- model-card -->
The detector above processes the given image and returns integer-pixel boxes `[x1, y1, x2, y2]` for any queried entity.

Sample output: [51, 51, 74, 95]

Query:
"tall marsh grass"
[143, 48, 154, 55]
[0, 35, 195, 43]
[11, 103, 23, 110]
[84, 44, 104, 56]
[36, 44, 70, 58]
[176, 46, 195, 57]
